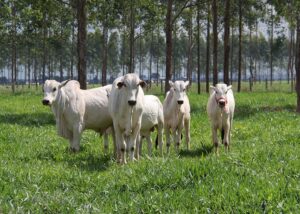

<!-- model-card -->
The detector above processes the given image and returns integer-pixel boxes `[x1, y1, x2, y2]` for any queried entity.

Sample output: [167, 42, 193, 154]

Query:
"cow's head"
[210, 83, 232, 108]
[169, 80, 189, 105]
[117, 73, 146, 106]
[42, 80, 60, 106]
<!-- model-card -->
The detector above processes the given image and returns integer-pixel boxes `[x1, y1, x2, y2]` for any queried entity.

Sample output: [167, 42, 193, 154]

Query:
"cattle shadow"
[179, 144, 213, 158]
[234, 104, 295, 120]
[0, 112, 55, 127]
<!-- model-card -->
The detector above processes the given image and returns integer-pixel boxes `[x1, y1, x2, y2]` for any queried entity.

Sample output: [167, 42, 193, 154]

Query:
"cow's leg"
[128, 123, 141, 161]
[175, 126, 182, 152]
[135, 135, 141, 160]
[71, 123, 83, 152]
[157, 124, 164, 156]
[146, 135, 152, 157]
[113, 123, 125, 164]
[184, 118, 190, 150]
[223, 120, 230, 152]
[103, 131, 109, 155]
[165, 125, 171, 154]
[212, 125, 219, 155]
[111, 127, 117, 159]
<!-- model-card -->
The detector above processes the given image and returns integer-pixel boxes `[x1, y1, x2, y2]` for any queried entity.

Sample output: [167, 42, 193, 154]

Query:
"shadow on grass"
[234, 104, 295, 120]
[0, 112, 54, 127]
[179, 144, 213, 158]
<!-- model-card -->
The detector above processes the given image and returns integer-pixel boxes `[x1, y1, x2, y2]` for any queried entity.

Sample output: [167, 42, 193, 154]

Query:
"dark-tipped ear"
[117, 82, 124, 89]
[139, 80, 146, 88]
[59, 79, 70, 89]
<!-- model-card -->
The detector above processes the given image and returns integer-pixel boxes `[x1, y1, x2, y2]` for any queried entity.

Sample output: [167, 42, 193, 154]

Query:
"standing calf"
[207, 83, 235, 153]
[163, 80, 191, 153]
[136, 95, 164, 159]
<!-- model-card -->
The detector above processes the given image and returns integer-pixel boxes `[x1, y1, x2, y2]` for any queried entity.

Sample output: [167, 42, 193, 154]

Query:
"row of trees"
[0, 0, 300, 111]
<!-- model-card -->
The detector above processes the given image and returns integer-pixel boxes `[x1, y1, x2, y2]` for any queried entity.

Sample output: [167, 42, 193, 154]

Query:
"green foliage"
[0, 83, 299, 212]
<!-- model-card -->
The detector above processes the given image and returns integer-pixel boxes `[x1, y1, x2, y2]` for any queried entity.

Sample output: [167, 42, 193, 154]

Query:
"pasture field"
[0, 82, 299, 213]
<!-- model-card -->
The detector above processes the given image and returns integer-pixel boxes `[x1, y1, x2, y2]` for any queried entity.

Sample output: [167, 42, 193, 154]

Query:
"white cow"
[108, 73, 145, 164]
[42, 80, 114, 153]
[163, 80, 191, 153]
[207, 83, 235, 153]
[136, 95, 164, 159]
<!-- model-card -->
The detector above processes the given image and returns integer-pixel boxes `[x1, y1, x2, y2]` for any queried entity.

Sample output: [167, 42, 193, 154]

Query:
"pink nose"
[218, 98, 226, 107]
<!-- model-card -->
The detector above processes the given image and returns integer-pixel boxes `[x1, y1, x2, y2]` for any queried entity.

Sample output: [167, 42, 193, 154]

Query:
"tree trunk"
[287, 28, 293, 84]
[230, 26, 234, 85]
[149, 31, 153, 88]
[249, 27, 254, 91]
[102, 22, 108, 86]
[270, 9, 274, 86]
[128, 0, 135, 73]
[212, 0, 218, 85]
[237, 0, 242, 92]
[296, 16, 300, 113]
[187, 11, 193, 85]
[11, 1, 17, 93]
[205, 3, 210, 93]
[70, 20, 75, 79]
[42, 11, 47, 82]
[27, 45, 31, 89]
[76, 0, 87, 89]
[197, 0, 201, 94]
[223, 0, 230, 85]
[165, 0, 173, 93]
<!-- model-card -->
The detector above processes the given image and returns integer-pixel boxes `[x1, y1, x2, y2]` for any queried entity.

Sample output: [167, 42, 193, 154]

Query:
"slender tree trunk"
[11, 1, 17, 93]
[102, 21, 108, 86]
[165, 0, 173, 93]
[149, 31, 153, 88]
[70, 19, 75, 79]
[205, 5, 210, 93]
[287, 28, 293, 84]
[270, 9, 274, 86]
[230, 26, 234, 85]
[42, 11, 47, 82]
[27, 45, 31, 89]
[197, 0, 201, 94]
[139, 27, 142, 77]
[128, 0, 135, 73]
[212, 0, 218, 85]
[187, 11, 193, 85]
[76, 0, 87, 89]
[296, 16, 300, 113]
[173, 25, 176, 81]
[249, 27, 254, 91]
[223, 0, 230, 85]
[237, 0, 242, 92]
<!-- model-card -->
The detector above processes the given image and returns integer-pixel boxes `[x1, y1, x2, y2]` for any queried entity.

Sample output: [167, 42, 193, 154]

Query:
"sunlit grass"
[0, 82, 299, 212]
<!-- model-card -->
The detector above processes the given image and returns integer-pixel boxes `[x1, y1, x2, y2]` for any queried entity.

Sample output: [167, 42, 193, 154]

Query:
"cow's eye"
[123, 84, 127, 87]
[183, 88, 186, 92]
[53, 87, 56, 92]
[174, 88, 176, 91]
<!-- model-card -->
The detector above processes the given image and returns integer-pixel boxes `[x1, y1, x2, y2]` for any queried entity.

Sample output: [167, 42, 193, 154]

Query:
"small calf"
[207, 83, 235, 153]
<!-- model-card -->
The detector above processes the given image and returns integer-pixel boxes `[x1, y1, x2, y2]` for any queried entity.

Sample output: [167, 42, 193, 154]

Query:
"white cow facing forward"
[163, 80, 191, 153]
[136, 95, 164, 159]
[42, 80, 114, 152]
[207, 83, 235, 153]
[108, 73, 146, 164]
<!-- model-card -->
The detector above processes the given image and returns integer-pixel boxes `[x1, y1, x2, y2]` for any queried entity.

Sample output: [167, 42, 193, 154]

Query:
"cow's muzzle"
[177, 100, 184, 105]
[128, 100, 136, 106]
[218, 99, 226, 108]
[42, 99, 50, 106]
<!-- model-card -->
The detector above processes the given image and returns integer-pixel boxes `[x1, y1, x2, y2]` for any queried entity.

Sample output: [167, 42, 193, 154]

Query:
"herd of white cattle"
[42, 73, 235, 164]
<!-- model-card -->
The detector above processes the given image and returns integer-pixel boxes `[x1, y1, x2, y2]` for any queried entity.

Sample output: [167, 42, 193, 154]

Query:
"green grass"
[0, 82, 299, 213]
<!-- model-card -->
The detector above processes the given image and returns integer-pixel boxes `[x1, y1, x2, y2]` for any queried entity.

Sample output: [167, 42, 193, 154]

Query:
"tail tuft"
[155, 134, 158, 149]
[221, 128, 225, 142]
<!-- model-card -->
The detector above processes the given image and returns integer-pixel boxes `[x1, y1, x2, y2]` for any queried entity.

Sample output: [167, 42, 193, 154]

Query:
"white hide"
[136, 95, 164, 159]
[42, 80, 114, 152]
[108, 73, 145, 164]
[163, 80, 191, 153]
[207, 83, 235, 152]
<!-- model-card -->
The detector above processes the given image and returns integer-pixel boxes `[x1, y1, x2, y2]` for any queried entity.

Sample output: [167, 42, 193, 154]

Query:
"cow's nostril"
[42, 100, 50, 105]
[128, 100, 136, 106]
[177, 100, 184, 105]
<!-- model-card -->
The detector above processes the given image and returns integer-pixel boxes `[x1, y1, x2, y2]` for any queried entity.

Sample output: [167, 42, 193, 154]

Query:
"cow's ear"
[169, 80, 174, 88]
[117, 81, 124, 89]
[226, 85, 232, 93]
[59, 79, 70, 89]
[210, 85, 215, 90]
[184, 81, 190, 87]
[139, 80, 146, 88]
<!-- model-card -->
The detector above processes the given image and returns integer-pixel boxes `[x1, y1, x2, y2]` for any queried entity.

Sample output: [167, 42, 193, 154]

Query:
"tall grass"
[0, 82, 299, 213]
